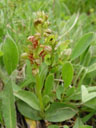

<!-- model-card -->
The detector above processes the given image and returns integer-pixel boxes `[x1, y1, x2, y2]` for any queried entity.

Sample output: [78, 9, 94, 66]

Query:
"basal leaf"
[43, 74, 54, 95]
[2, 80, 16, 128]
[17, 100, 41, 120]
[14, 90, 40, 111]
[45, 102, 77, 122]
[56, 86, 64, 100]
[62, 62, 74, 88]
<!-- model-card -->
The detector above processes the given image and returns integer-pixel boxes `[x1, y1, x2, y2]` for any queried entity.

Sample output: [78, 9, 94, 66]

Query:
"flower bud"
[34, 18, 43, 26]
[32, 68, 39, 75]
[34, 33, 41, 40]
[45, 29, 52, 34]
[44, 46, 52, 52]
[28, 36, 38, 48]
[28, 36, 35, 42]
[21, 53, 28, 59]
[35, 58, 41, 65]
[43, 32, 49, 37]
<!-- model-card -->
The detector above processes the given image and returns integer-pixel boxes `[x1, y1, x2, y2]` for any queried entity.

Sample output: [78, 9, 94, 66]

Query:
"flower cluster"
[27, 35, 52, 66]
[21, 11, 56, 74]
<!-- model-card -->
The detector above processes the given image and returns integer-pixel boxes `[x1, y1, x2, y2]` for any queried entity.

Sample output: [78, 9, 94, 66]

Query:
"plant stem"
[35, 74, 44, 117]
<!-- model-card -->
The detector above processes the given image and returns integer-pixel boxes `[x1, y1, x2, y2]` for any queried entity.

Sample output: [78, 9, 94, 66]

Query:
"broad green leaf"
[81, 85, 88, 103]
[12, 82, 21, 92]
[17, 100, 41, 120]
[3, 35, 19, 75]
[85, 98, 96, 109]
[43, 74, 54, 95]
[79, 125, 92, 128]
[2, 80, 16, 128]
[0, 51, 3, 56]
[62, 62, 74, 88]
[71, 33, 94, 61]
[56, 86, 64, 100]
[48, 125, 59, 128]
[66, 87, 75, 97]
[81, 85, 96, 103]
[14, 90, 40, 111]
[88, 86, 96, 92]
[19, 78, 34, 88]
[43, 95, 50, 107]
[73, 118, 83, 128]
[45, 102, 77, 122]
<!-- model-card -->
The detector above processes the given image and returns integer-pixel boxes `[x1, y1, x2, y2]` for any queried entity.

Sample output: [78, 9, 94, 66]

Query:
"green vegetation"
[0, 0, 96, 128]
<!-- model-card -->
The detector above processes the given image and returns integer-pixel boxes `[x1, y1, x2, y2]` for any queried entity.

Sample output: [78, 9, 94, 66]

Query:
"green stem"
[35, 74, 44, 117]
